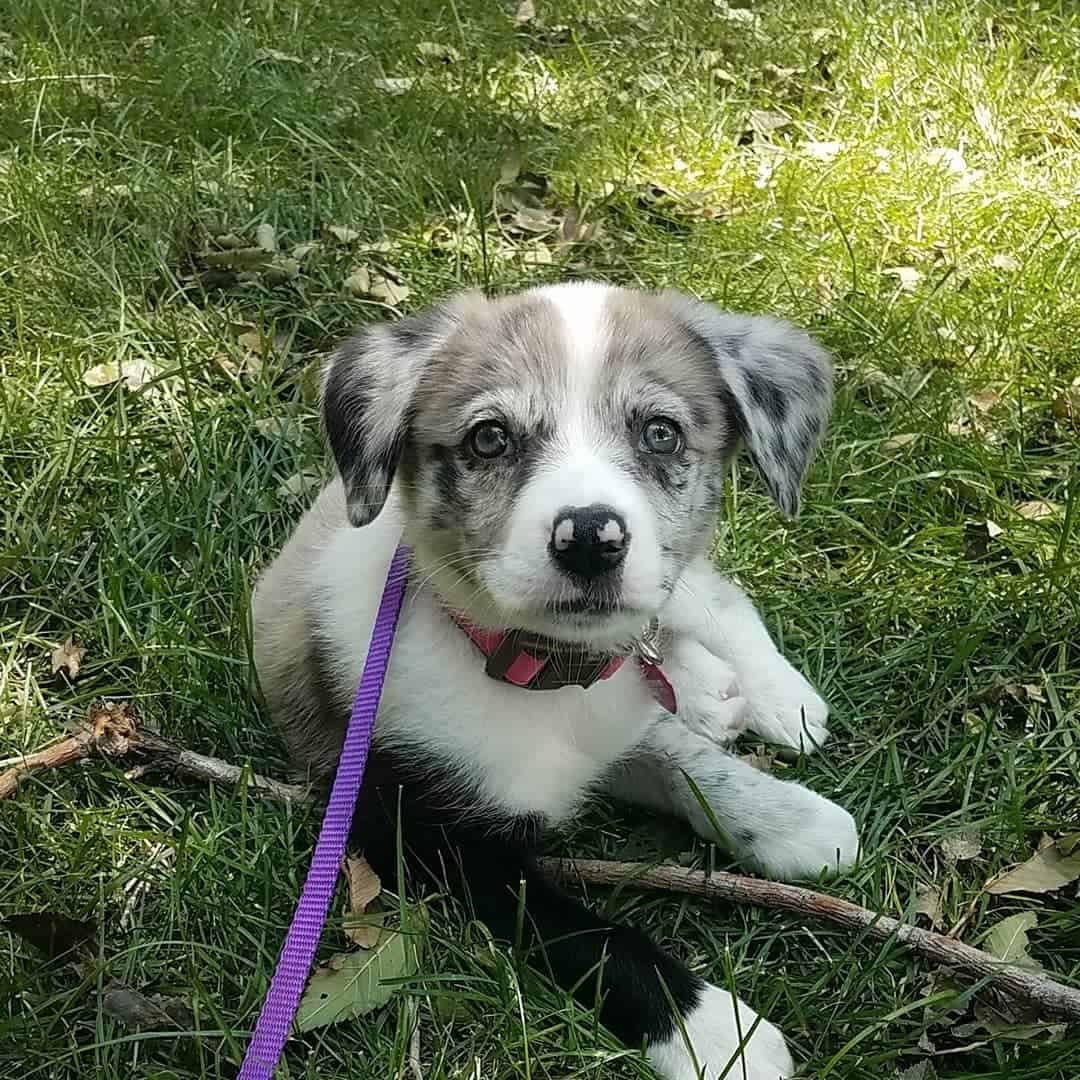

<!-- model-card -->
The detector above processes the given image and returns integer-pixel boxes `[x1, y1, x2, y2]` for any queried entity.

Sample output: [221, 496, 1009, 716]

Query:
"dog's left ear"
[322, 305, 454, 527]
[667, 296, 833, 516]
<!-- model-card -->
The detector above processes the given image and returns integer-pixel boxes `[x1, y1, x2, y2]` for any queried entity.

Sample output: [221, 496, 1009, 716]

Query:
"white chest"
[312, 525, 658, 822]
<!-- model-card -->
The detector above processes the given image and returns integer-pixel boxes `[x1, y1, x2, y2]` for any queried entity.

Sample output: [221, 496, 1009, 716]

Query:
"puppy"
[252, 282, 859, 1080]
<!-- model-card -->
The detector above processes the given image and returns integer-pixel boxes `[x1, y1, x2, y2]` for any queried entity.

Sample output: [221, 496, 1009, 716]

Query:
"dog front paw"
[648, 984, 794, 1080]
[744, 663, 829, 754]
[736, 785, 859, 881]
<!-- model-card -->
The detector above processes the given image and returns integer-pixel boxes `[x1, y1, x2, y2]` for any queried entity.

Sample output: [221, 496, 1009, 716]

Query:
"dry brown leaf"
[1051, 380, 1080, 428]
[416, 41, 461, 63]
[883, 266, 923, 292]
[373, 76, 415, 95]
[1015, 500, 1059, 521]
[83, 358, 154, 390]
[343, 855, 383, 948]
[941, 831, 982, 866]
[277, 468, 323, 499]
[367, 277, 411, 306]
[254, 47, 302, 64]
[513, 0, 536, 27]
[291, 240, 322, 260]
[344, 267, 372, 296]
[968, 388, 1002, 413]
[50, 636, 86, 680]
[739, 748, 775, 774]
[748, 109, 789, 136]
[254, 223, 277, 253]
[986, 838, 1080, 896]
[881, 432, 920, 451]
[802, 140, 844, 161]
[255, 416, 306, 445]
[325, 224, 363, 245]
[913, 885, 944, 929]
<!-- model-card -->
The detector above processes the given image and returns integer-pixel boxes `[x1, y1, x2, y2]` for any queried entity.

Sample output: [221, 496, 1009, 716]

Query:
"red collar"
[449, 613, 677, 714]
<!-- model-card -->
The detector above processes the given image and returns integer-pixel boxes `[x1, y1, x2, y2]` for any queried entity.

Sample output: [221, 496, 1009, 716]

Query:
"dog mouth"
[546, 584, 628, 618]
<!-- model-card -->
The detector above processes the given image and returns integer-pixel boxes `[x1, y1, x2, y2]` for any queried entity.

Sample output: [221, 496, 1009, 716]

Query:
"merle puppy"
[252, 281, 858, 1079]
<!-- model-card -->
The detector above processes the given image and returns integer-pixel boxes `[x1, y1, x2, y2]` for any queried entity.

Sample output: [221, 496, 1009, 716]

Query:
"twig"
[0, 729, 98, 799]
[0, 702, 312, 803]
[541, 858, 1080, 1023]
[0, 73, 158, 87]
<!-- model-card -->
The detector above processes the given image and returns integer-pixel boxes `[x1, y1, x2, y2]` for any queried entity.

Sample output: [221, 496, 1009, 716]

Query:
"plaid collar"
[449, 613, 677, 714]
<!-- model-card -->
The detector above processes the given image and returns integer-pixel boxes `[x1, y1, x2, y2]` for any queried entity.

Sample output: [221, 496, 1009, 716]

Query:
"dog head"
[322, 282, 831, 645]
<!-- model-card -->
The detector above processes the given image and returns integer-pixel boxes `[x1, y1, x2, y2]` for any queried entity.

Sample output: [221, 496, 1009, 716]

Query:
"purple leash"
[238, 545, 411, 1080]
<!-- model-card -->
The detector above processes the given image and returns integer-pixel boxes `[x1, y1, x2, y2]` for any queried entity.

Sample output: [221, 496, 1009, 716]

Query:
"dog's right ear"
[322, 307, 450, 527]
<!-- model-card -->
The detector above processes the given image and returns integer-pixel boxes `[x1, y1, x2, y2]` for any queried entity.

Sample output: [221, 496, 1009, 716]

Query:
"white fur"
[649, 984, 794, 1080]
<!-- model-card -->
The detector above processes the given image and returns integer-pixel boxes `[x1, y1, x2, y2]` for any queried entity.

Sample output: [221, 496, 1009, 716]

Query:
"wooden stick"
[0, 701, 312, 804]
[0, 731, 95, 799]
[8, 705, 1080, 1022]
[541, 857, 1080, 1022]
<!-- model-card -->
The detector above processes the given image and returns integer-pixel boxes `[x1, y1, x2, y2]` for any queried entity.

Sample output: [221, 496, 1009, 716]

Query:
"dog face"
[323, 282, 831, 644]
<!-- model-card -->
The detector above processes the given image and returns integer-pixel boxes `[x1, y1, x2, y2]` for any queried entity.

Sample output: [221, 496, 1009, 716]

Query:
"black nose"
[550, 505, 629, 580]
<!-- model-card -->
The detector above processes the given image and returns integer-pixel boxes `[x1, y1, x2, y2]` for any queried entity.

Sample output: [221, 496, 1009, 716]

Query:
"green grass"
[2, 0, 1079, 1076]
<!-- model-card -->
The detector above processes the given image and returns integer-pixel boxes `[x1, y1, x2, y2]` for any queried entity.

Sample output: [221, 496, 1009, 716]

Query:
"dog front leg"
[665, 557, 830, 752]
[606, 718, 859, 881]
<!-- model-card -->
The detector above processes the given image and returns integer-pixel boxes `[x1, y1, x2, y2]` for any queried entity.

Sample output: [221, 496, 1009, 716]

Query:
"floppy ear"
[321, 308, 450, 527]
[668, 296, 833, 516]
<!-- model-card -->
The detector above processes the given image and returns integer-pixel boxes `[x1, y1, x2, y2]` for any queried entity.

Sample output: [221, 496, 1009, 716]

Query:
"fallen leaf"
[3, 912, 97, 961]
[986, 839, 1080, 896]
[254, 47, 303, 64]
[914, 885, 944, 930]
[262, 257, 300, 285]
[373, 77, 415, 95]
[101, 983, 194, 1031]
[748, 109, 789, 136]
[291, 240, 322, 260]
[881, 432, 920, 451]
[521, 244, 554, 266]
[802, 140, 844, 161]
[325, 224, 363, 245]
[255, 416, 306, 445]
[82, 358, 154, 390]
[295, 906, 424, 1032]
[202, 247, 276, 271]
[254, 223, 277, 253]
[512, 0, 536, 27]
[982, 911, 1042, 970]
[968, 388, 1001, 413]
[416, 41, 461, 63]
[1052, 380, 1080, 429]
[989, 253, 1020, 272]
[276, 468, 323, 499]
[984, 519, 1004, 539]
[814, 274, 835, 311]
[883, 266, 923, 292]
[897, 1063, 937, 1080]
[941, 831, 982, 866]
[344, 855, 383, 948]
[1015, 500, 1059, 521]
[367, 276, 411, 306]
[344, 267, 372, 296]
[50, 635, 86, 679]
[963, 997, 1067, 1042]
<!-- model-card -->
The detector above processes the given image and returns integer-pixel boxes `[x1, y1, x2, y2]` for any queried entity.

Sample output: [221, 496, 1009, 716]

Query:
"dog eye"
[640, 417, 682, 455]
[468, 421, 510, 459]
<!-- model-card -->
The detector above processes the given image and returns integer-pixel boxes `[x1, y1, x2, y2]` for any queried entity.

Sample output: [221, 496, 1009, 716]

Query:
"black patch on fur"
[352, 746, 704, 1047]
[746, 369, 789, 424]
